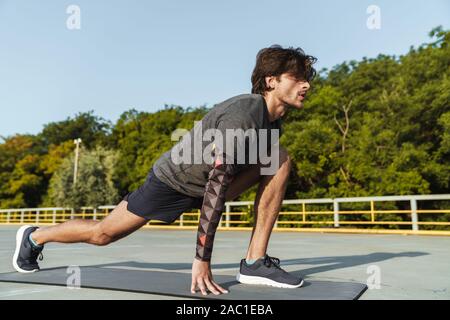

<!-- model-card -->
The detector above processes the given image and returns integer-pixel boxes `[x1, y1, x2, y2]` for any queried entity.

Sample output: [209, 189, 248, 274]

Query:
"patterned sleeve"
[195, 148, 236, 262]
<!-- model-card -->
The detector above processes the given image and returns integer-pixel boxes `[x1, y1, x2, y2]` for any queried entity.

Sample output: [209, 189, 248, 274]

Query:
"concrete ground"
[0, 225, 449, 300]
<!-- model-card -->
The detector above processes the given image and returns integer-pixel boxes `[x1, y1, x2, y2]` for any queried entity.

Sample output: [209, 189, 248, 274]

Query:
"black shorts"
[123, 167, 204, 223]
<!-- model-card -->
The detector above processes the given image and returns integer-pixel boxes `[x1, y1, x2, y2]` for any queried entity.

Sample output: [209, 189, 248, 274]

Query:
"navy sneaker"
[236, 254, 304, 288]
[13, 225, 44, 273]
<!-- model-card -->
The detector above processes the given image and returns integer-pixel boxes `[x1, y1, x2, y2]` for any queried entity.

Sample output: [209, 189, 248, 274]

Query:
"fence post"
[7, 210, 11, 224]
[225, 204, 230, 228]
[410, 198, 419, 231]
[370, 201, 375, 222]
[302, 203, 306, 223]
[93, 208, 97, 221]
[180, 213, 184, 227]
[70, 208, 74, 220]
[333, 201, 340, 228]
[53, 210, 56, 224]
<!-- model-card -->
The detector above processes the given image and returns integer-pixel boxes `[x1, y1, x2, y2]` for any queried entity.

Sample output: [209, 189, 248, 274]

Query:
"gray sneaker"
[236, 254, 304, 288]
[12, 225, 44, 273]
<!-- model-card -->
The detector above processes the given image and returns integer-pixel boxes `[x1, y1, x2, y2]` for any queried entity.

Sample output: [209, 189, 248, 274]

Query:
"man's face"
[269, 73, 311, 109]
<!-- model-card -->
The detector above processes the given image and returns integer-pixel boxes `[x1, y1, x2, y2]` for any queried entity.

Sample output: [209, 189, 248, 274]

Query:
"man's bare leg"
[31, 200, 147, 246]
[245, 149, 291, 260]
[224, 148, 291, 260]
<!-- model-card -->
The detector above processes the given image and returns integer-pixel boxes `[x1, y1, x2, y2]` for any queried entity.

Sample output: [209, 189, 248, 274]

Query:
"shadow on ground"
[88, 251, 428, 277]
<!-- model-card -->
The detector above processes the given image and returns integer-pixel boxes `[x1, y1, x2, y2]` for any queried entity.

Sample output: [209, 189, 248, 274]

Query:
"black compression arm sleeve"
[195, 157, 234, 262]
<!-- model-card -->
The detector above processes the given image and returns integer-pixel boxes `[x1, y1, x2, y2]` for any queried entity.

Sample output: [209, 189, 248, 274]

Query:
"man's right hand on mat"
[191, 258, 229, 295]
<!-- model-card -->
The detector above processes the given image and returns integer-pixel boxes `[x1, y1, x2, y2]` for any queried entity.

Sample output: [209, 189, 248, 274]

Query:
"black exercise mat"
[0, 266, 367, 300]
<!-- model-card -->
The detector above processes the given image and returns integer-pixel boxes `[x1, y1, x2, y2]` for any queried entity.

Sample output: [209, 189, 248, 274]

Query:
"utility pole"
[73, 138, 82, 185]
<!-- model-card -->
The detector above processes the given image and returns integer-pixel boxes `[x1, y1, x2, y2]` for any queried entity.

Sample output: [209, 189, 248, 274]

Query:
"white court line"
[0, 244, 143, 253]
[0, 287, 61, 298]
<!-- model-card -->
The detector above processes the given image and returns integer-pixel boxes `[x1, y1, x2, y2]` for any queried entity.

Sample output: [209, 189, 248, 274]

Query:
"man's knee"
[90, 225, 115, 246]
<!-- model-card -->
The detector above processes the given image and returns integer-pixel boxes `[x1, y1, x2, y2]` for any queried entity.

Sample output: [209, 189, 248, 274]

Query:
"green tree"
[0, 135, 43, 208]
[38, 111, 112, 149]
[48, 146, 120, 209]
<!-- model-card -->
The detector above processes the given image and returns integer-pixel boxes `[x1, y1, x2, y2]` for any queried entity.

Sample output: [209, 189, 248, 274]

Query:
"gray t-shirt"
[153, 93, 282, 197]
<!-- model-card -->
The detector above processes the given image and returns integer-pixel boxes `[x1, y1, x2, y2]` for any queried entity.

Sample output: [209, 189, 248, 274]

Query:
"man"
[13, 45, 316, 296]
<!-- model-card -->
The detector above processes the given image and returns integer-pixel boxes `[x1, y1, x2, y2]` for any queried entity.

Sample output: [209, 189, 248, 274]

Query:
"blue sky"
[0, 0, 449, 137]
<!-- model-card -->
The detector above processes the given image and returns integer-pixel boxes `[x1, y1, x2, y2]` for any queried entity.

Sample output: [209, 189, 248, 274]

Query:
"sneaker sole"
[12, 225, 38, 273]
[236, 273, 304, 289]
